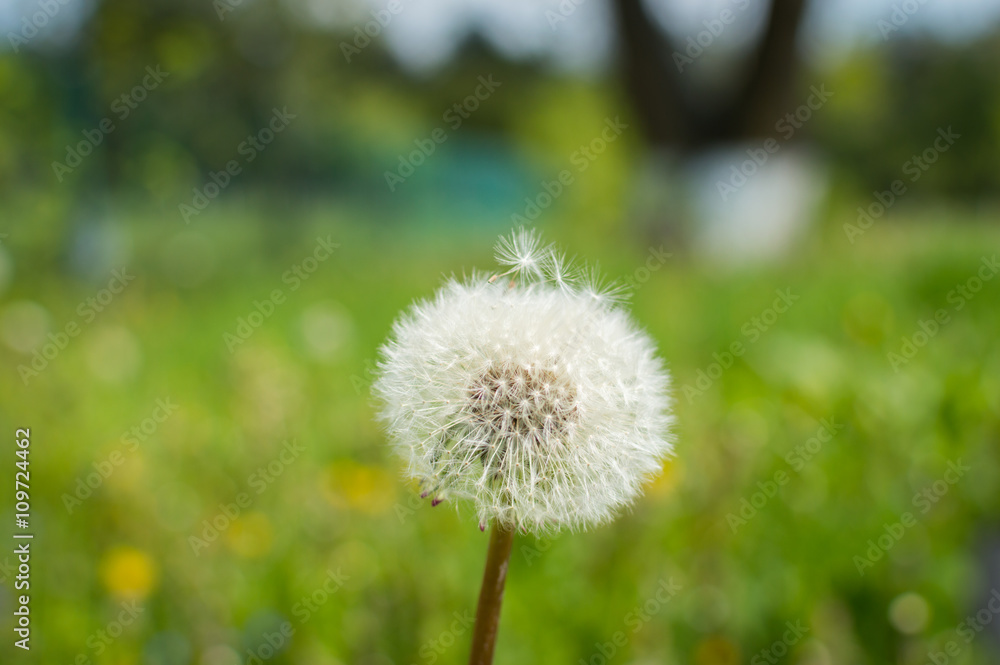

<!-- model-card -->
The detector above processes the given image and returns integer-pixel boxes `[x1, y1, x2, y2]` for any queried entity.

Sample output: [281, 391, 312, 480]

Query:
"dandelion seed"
[494, 227, 548, 280]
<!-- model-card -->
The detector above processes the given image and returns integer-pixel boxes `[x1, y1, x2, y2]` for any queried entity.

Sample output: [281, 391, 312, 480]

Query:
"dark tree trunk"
[612, 0, 808, 153]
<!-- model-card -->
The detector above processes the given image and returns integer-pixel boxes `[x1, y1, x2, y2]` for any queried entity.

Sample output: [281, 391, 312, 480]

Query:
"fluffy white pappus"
[373, 230, 674, 534]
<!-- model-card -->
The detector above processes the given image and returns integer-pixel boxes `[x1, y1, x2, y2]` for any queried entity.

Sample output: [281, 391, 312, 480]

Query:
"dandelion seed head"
[373, 230, 674, 534]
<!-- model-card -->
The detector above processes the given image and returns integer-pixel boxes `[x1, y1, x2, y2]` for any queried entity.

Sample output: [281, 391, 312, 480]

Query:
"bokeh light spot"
[99, 545, 159, 599]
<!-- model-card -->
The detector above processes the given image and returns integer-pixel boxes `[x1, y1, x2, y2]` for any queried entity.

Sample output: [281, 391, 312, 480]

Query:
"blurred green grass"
[1, 204, 999, 665]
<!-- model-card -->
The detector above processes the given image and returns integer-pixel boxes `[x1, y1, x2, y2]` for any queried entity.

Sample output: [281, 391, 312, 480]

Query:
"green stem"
[467, 522, 515, 665]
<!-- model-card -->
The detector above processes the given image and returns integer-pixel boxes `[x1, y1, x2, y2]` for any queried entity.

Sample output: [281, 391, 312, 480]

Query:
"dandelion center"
[466, 362, 578, 471]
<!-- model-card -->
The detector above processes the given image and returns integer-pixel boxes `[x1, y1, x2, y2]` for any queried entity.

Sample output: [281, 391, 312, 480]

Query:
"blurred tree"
[612, 0, 808, 152]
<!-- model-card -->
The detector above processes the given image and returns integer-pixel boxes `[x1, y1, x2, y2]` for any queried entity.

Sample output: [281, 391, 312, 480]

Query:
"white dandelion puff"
[373, 229, 674, 534]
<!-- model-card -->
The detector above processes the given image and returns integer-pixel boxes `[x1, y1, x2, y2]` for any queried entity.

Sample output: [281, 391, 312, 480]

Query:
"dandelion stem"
[467, 522, 515, 665]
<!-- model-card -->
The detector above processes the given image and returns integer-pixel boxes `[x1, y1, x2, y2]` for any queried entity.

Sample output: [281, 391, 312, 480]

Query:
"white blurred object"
[0, 301, 51, 353]
[630, 145, 827, 264]
[299, 301, 355, 362]
[85, 325, 142, 384]
[685, 145, 827, 263]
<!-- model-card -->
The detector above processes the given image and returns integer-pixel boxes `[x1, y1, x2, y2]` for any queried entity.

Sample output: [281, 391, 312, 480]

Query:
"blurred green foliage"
[2, 0, 1000, 211]
[2, 1, 1000, 663]
[0, 204, 998, 664]
[813, 35, 1000, 200]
